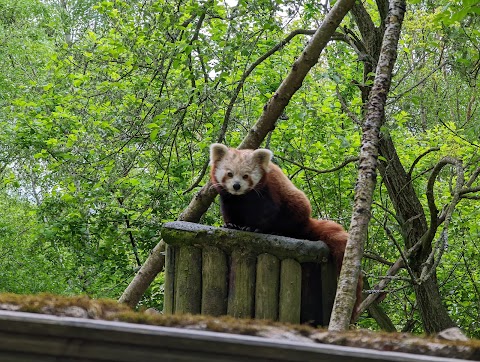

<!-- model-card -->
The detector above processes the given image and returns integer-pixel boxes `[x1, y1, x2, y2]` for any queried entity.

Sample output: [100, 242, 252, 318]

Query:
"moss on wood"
[162, 221, 330, 263]
[0, 293, 479, 360]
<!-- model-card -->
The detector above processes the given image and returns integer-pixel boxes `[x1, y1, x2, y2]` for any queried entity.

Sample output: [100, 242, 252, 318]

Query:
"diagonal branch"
[407, 147, 440, 178]
[183, 29, 317, 194]
[121, 0, 357, 307]
[274, 154, 359, 174]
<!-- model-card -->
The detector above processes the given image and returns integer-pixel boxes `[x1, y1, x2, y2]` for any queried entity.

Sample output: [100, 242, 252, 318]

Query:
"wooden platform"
[0, 310, 469, 362]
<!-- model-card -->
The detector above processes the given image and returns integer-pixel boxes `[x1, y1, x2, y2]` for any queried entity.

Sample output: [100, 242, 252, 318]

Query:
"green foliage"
[0, 0, 479, 337]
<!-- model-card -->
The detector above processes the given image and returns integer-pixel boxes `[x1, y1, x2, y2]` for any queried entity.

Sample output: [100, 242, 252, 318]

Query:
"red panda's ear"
[210, 143, 229, 164]
[252, 148, 273, 170]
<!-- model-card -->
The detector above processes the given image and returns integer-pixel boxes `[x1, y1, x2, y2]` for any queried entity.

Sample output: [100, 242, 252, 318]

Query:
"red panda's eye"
[242, 175, 249, 180]
[227, 172, 233, 178]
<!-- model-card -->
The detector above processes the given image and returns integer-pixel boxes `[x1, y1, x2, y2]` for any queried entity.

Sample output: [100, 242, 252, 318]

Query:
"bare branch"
[357, 233, 426, 314]
[420, 158, 464, 283]
[424, 157, 463, 249]
[275, 154, 358, 174]
[407, 147, 440, 178]
[388, 62, 448, 104]
[357, 257, 405, 313]
[336, 85, 361, 125]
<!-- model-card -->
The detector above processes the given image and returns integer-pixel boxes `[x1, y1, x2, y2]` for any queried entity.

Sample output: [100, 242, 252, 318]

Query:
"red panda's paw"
[240, 226, 261, 233]
[223, 223, 260, 233]
[224, 223, 241, 230]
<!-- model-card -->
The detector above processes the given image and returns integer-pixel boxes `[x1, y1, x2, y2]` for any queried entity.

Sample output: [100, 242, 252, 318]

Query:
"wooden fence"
[161, 221, 337, 326]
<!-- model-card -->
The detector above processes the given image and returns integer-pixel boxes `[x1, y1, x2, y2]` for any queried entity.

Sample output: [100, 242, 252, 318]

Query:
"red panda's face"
[210, 143, 272, 195]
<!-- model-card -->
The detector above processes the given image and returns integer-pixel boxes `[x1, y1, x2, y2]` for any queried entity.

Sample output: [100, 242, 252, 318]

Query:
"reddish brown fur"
[210, 144, 362, 320]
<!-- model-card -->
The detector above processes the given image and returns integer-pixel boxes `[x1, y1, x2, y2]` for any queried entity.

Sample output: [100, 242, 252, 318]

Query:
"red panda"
[209, 143, 362, 319]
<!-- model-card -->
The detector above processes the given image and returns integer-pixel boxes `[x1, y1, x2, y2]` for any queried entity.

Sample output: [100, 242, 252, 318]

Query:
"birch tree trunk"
[347, 0, 458, 333]
[119, 0, 356, 307]
[328, 0, 407, 331]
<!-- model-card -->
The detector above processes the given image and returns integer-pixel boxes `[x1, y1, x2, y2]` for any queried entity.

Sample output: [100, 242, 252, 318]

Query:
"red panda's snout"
[221, 173, 254, 195]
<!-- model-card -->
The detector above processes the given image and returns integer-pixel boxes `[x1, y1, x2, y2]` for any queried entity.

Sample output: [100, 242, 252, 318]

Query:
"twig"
[388, 61, 448, 104]
[363, 252, 394, 266]
[275, 154, 359, 174]
[407, 147, 440, 178]
[336, 85, 361, 125]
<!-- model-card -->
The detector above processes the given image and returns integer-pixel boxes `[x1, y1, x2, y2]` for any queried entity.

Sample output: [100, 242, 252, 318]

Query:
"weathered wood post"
[161, 221, 336, 325]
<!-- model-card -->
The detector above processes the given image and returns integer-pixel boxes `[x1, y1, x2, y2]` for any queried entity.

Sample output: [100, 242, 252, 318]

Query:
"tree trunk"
[415, 277, 456, 333]
[118, 240, 165, 308]
[348, 0, 457, 333]
[378, 137, 456, 333]
[329, 0, 406, 331]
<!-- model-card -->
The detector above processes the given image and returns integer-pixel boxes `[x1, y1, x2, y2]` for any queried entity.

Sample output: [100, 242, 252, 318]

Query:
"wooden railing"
[161, 221, 337, 326]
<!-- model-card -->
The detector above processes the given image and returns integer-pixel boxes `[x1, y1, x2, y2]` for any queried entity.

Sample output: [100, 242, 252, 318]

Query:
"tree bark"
[329, 0, 406, 331]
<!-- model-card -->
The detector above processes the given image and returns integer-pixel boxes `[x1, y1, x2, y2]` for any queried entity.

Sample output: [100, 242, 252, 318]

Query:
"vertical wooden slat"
[300, 262, 323, 326]
[163, 244, 176, 314]
[174, 246, 202, 314]
[227, 249, 256, 318]
[321, 260, 337, 326]
[255, 253, 280, 320]
[278, 258, 301, 324]
[201, 246, 228, 316]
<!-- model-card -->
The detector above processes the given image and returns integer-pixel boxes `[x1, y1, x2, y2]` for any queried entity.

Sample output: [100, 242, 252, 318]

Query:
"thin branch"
[275, 154, 359, 174]
[357, 233, 426, 313]
[465, 166, 480, 188]
[383, 221, 416, 283]
[420, 158, 464, 282]
[219, 28, 316, 143]
[407, 147, 440, 178]
[336, 85, 361, 125]
[372, 201, 402, 226]
[388, 61, 448, 104]
[363, 251, 394, 266]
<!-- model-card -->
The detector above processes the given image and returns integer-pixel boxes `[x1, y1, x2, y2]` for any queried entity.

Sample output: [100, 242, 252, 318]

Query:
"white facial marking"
[213, 148, 270, 195]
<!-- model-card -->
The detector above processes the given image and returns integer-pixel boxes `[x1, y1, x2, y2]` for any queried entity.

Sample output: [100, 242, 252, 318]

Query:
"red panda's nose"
[233, 183, 241, 191]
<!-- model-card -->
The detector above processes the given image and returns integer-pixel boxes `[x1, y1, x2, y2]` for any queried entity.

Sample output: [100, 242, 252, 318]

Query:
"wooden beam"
[162, 221, 330, 263]
[0, 311, 465, 362]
